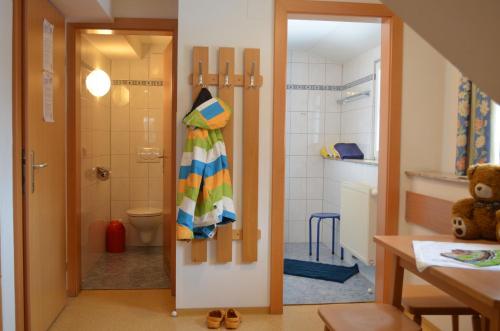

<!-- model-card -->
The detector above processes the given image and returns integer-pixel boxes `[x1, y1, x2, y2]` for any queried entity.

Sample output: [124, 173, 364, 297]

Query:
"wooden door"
[163, 39, 176, 292]
[24, 0, 67, 329]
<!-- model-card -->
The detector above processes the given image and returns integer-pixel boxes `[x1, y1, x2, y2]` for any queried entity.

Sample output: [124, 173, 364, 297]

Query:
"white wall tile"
[289, 156, 307, 177]
[148, 109, 163, 132]
[289, 112, 307, 133]
[289, 90, 308, 111]
[288, 222, 307, 243]
[307, 156, 324, 177]
[149, 53, 164, 80]
[290, 62, 308, 85]
[130, 159, 148, 178]
[289, 178, 307, 200]
[130, 86, 149, 109]
[130, 178, 148, 201]
[111, 60, 130, 80]
[149, 86, 163, 109]
[307, 178, 323, 199]
[130, 58, 149, 80]
[325, 64, 342, 85]
[111, 155, 130, 178]
[130, 108, 149, 132]
[288, 199, 307, 221]
[111, 131, 130, 155]
[325, 113, 341, 135]
[288, 133, 308, 155]
[307, 133, 324, 156]
[325, 91, 341, 113]
[111, 178, 130, 201]
[111, 108, 130, 131]
[308, 90, 324, 112]
[291, 50, 308, 63]
[307, 112, 324, 134]
[309, 63, 325, 85]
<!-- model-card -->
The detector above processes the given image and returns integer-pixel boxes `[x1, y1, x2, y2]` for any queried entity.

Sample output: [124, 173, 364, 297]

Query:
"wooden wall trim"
[13, 0, 25, 329]
[405, 191, 454, 234]
[376, 15, 403, 304]
[271, 0, 403, 314]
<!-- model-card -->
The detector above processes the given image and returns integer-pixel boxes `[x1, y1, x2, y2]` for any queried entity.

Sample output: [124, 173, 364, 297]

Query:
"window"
[491, 100, 500, 164]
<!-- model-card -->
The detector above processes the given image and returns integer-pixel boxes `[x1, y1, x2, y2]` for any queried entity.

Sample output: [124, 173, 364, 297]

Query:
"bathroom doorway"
[283, 18, 380, 305]
[66, 20, 177, 295]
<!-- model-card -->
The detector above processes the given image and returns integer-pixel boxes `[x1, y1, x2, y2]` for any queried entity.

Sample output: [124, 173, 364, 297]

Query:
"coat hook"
[224, 62, 230, 87]
[249, 62, 256, 88]
[198, 61, 204, 87]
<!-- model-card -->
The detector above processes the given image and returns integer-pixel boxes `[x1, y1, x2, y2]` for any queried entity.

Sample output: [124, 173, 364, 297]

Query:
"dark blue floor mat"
[284, 258, 359, 283]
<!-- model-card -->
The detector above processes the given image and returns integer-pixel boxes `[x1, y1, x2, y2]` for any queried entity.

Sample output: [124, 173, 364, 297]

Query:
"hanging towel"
[176, 88, 237, 240]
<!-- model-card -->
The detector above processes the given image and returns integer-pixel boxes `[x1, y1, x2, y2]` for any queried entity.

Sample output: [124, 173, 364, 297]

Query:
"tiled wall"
[109, 50, 165, 247]
[80, 37, 111, 278]
[284, 50, 342, 243]
[284, 46, 380, 244]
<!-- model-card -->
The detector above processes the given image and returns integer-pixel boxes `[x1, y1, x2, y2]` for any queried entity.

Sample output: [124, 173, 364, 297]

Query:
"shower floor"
[82, 246, 170, 290]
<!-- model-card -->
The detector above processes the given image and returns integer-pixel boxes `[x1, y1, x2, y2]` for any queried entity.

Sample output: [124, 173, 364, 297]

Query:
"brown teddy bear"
[452, 164, 500, 241]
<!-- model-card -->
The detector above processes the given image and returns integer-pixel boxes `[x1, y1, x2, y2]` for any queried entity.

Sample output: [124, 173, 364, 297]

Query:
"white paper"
[43, 71, 54, 122]
[413, 240, 500, 272]
[43, 19, 54, 72]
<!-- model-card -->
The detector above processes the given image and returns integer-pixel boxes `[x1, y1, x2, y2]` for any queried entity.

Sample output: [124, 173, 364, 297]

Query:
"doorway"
[271, 0, 403, 313]
[283, 18, 380, 305]
[67, 20, 178, 296]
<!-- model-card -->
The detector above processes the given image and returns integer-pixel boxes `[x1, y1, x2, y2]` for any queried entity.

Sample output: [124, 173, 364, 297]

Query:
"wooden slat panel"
[215, 47, 235, 263]
[405, 191, 454, 234]
[242, 49, 260, 263]
[190, 46, 208, 263]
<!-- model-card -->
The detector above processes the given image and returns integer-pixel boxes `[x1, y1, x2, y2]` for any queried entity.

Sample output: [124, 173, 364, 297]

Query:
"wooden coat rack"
[188, 46, 262, 264]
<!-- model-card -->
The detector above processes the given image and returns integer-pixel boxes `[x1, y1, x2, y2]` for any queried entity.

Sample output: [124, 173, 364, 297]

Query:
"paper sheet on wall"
[43, 71, 54, 122]
[43, 19, 54, 72]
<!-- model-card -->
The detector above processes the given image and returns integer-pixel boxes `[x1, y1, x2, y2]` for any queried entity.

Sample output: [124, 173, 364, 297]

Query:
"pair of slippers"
[207, 309, 241, 329]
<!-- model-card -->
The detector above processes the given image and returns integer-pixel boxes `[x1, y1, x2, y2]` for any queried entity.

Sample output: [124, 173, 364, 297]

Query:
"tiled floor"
[82, 246, 170, 290]
[284, 243, 375, 304]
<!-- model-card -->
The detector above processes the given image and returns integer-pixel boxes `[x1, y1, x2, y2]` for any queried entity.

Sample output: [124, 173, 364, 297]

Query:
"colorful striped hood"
[176, 89, 236, 240]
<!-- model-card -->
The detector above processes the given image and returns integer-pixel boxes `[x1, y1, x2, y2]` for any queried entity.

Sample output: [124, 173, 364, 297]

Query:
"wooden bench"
[402, 284, 482, 331]
[318, 303, 421, 331]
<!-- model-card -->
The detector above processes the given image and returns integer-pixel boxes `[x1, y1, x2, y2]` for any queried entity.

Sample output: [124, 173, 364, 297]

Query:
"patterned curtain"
[455, 76, 492, 176]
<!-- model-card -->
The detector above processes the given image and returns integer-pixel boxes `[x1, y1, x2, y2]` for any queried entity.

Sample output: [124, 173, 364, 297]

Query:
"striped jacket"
[176, 89, 236, 240]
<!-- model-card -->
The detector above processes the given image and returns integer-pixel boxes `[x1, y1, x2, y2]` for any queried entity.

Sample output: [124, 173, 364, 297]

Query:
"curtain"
[455, 76, 492, 176]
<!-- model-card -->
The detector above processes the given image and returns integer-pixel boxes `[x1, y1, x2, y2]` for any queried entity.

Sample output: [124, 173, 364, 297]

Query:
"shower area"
[78, 30, 174, 289]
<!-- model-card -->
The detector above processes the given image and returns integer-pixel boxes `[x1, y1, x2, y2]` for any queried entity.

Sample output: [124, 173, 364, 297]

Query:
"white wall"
[175, 0, 273, 309]
[0, 0, 16, 329]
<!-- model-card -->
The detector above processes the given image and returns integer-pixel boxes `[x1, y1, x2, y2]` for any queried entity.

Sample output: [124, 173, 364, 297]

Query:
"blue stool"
[308, 212, 344, 262]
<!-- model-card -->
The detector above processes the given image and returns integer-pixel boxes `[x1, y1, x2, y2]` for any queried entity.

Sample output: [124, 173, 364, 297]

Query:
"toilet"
[126, 207, 163, 244]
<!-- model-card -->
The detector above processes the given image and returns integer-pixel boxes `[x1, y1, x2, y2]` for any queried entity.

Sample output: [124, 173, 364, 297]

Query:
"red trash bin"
[106, 220, 125, 253]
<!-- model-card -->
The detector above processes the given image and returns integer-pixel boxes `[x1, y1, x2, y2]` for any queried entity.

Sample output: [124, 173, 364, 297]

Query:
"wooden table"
[375, 235, 500, 331]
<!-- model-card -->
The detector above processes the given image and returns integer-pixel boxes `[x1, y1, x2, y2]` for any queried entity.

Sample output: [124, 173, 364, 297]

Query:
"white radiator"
[340, 181, 377, 265]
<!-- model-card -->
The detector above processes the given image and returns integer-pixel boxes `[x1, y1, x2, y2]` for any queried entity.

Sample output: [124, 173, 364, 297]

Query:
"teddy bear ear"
[467, 164, 479, 179]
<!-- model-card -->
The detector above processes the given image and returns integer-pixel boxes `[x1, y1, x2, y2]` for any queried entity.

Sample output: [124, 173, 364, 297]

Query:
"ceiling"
[287, 19, 381, 63]
[83, 33, 172, 60]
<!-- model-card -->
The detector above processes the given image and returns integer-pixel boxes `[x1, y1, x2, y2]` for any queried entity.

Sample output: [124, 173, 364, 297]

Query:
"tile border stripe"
[287, 74, 374, 91]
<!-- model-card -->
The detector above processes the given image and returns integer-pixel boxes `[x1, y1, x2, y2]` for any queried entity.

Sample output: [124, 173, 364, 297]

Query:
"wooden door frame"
[66, 18, 178, 297]
[271, 0, 403, 313]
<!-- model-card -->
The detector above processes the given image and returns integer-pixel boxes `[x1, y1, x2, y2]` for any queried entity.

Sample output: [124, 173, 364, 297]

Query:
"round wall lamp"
[86, 69, 111, 97]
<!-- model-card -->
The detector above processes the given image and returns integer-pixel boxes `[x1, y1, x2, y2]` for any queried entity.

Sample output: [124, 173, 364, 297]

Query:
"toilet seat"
[126, 207, 163, 217]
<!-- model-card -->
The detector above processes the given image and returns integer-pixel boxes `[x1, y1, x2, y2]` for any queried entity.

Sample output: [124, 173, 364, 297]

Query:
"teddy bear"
[452, 164, 500, 241]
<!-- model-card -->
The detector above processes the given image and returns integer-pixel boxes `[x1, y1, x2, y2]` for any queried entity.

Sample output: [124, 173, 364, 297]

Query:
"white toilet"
[126, 207, 163, 244]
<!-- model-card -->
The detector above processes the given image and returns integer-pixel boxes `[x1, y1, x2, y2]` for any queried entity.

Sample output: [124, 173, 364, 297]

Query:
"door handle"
[31, 151, 48, 193]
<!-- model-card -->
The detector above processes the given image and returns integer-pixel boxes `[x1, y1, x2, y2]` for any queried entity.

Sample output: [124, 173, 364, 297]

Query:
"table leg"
[308, 216, 313, 257]
[390, 255, 404, 311]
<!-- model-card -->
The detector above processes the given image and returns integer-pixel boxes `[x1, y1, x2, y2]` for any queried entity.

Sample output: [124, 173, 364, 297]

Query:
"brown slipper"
[224, 309, 242, 329]
[207, 309, 225, 329]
